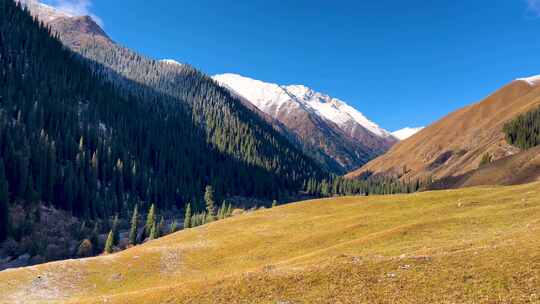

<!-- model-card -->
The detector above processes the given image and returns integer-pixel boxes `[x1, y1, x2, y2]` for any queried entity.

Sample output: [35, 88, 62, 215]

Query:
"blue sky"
[44, 0, 540, 131]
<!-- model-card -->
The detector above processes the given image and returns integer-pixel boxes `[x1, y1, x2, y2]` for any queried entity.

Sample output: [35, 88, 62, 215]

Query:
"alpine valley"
[1, 1, 540, 303]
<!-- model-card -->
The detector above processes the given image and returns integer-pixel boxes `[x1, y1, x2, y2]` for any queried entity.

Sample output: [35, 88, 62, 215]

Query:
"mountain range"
[17, 0, 422, 174]
[3, 1, 540, 302]
[18, 0, 540, 197]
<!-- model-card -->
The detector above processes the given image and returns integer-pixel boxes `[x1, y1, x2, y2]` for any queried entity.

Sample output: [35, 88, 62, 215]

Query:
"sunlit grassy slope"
[1, 183, 540, 303]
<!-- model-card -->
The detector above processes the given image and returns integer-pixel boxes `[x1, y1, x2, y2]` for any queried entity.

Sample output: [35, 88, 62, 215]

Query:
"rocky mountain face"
[347, 77, 540, 184]
[213, 74, 397, 174]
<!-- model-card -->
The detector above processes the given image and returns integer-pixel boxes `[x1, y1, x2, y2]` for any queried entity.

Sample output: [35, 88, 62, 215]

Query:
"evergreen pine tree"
[183, 203, 192, 229]
[218, 201, 227, 219]
[169, 220, 177, 233]
[145, 204, 156, 238]
[272, 200, 278, 208]
[128, 205, 139, 245]
[104, 230, 114, 254]
[157, 216, 165, 237]
[226, 203, 233, 217]
[204, 186, 215, 222]
[111, 214, 120, 245]
[149, 222, 158, 240]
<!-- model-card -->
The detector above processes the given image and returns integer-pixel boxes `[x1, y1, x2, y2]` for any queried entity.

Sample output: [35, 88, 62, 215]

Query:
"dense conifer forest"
[503, 105, 540, 149]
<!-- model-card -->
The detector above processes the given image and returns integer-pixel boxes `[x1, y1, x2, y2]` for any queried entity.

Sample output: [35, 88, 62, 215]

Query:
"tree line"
[98, 185, 233, 255]
[503, 105, 540, 150]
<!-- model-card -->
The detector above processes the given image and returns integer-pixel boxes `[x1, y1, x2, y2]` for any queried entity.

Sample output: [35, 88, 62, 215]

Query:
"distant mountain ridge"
[213, 73, 397, 173]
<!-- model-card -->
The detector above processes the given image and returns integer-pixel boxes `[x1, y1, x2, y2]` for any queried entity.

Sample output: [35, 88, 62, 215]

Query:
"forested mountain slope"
[0, 0, 326, 244]
[19, 2, 323, 180]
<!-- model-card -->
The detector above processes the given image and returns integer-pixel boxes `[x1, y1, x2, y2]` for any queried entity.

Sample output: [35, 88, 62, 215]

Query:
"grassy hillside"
[348, 80, 540, 182]
[431, 146, 540, 189]
[1, 183, 540, 303]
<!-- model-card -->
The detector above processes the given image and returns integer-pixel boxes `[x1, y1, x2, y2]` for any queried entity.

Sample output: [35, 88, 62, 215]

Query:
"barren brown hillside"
[347, 79, 540, 182]
[429, 145, 540, 189]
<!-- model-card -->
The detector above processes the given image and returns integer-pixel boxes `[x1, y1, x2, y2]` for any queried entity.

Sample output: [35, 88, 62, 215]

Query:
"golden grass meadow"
[1, 182, 540, 303]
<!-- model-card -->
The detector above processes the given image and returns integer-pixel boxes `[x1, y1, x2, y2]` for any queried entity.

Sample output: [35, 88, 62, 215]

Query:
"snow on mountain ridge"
[160, 59, 183, 66]
[392, 127, 424, 140]
[213, 73, 301, 117]
[516, 75, 540, 86]
[213, 73, 393, 139]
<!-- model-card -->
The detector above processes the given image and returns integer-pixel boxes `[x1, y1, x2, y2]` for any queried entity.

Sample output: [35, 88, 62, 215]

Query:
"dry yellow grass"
[348, 80, 540, 183]
[1, 182, 540, 303]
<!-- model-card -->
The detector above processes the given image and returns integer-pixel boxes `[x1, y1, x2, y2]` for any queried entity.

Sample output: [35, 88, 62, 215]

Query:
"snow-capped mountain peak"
[213, 73, 397, 172]
[391, 127, 424, 140]
[213, 73, 393, 139]
[516, 75, 540, 86]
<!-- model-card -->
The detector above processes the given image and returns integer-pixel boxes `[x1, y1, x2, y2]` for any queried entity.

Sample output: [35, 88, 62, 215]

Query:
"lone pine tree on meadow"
[149, 222, 158, 240]
[157, 216, 165, 238]
[218, 201, 227, 219]
[204, 186, 216, 222]
[226, 203, 232, 217]
[184, 203, 192, 229]
[169, 220, 177, 233]
[129, 205, 139, 245]
[104, 230, 114, 254]
[111, 214, 120, 246]
[145, 204, 156, 239]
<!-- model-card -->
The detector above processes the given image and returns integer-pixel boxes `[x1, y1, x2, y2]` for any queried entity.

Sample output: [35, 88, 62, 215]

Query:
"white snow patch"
[212, 73, 393, 139]
[160, 59, 182, 66]
[391, 127, 424, 140]
[516, 75, 540, 86]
